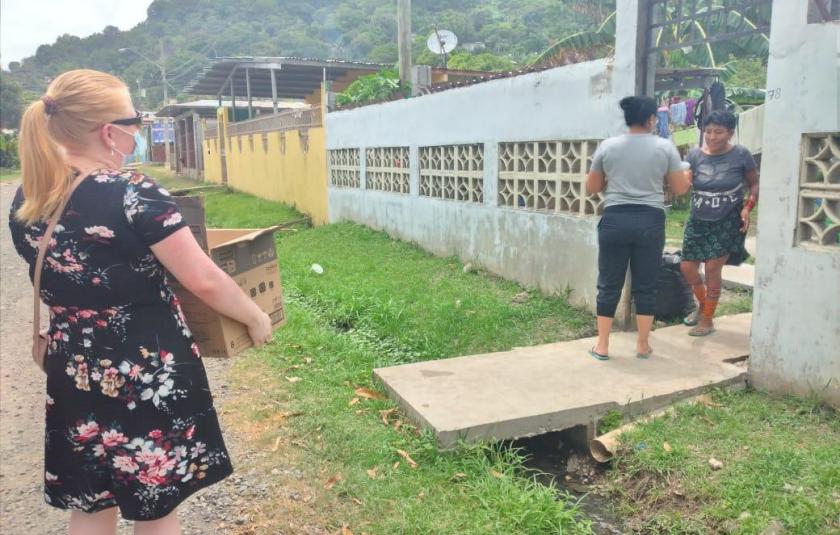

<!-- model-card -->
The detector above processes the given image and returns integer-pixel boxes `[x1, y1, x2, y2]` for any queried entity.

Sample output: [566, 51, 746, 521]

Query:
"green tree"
[447, 52, 516, 71]
[2, 0, 611, 108]
[336, 68, 408, 106]
[0, 76, 24, 129]
[724, 56, 767, 89]
[533, 1, 769, 71]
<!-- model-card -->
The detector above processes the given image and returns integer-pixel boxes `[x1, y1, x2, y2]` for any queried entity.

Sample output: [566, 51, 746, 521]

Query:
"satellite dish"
[427, 29, 458, 55]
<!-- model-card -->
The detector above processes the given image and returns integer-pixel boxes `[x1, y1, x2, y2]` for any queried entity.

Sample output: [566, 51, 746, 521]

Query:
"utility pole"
[397, 0, 412, 85]
[160, 41, 171, 170]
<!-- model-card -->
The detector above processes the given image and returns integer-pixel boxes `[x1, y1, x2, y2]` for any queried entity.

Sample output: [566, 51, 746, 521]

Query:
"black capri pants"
[596, 204, 666, 318]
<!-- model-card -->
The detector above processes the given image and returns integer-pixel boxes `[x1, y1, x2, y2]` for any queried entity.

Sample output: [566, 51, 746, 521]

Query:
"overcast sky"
[1, 0, 154, 69]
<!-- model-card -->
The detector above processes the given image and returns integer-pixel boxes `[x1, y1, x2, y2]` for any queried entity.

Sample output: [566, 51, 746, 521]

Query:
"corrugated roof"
[184, 56, 389, 99]
[156, 98, 308, 118]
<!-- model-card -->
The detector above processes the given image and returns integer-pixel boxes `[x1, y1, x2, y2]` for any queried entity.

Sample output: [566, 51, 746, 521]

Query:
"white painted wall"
[751, 1, 840, 406]
[325, 1, 640, 310]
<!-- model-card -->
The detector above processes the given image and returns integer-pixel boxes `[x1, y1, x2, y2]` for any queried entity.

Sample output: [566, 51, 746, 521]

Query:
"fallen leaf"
[450, 472, 467, 481]
[417, 491, 425, 498]
[379, 408, 396, 426]
[324, 473, 343, 490]
[512, 291, 530, 304]
[396, 449, 418, 469]
[366, 468, 377, 479]
[355, 387, 385, 401]
[697, 394, 722, 408]
[490, 469, 504, 479]
[393, 420, 402, 431]
[351, 497, 363, 505]
[708, 457, 724, 471]
[663, 442, 673, 453]
[305, 357, 313, 364]
[393, 461, 400, 470]
[270, 437, 281, 452]
[286, 376, 302, 383]
[337, 526, 353, 535]
[349, 397, 360, 406]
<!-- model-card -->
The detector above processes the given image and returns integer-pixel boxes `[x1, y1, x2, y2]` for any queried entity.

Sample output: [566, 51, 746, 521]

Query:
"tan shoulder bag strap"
[32, 168, 94, 348]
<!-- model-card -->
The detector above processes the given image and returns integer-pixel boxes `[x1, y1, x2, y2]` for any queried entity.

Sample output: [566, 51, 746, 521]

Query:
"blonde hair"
[16, 69, 129, 225]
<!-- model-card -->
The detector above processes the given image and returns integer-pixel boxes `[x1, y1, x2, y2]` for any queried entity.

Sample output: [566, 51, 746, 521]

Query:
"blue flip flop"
[589, 347, 609, 361]
[636, 350, 652, 359]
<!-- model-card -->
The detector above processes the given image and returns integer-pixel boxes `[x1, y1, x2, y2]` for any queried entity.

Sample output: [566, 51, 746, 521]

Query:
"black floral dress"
[8, 169, 232, 521]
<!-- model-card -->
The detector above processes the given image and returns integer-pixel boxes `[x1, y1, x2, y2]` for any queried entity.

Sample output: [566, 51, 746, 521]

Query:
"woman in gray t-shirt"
[681, 110, 759, 336]
[585, 96, 689, 361]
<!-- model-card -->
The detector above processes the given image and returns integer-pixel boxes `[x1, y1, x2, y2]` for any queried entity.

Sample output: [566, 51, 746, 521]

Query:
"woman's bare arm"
[586, 169, 607, 194]
[151, 227, 272, 345]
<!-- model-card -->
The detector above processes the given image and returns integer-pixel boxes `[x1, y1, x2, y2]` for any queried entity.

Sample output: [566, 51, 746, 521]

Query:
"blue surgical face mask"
[113, 126, 148, 165]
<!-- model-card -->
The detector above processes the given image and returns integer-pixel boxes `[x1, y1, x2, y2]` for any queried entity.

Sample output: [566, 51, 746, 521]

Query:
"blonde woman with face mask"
[8, 69, 273, 535]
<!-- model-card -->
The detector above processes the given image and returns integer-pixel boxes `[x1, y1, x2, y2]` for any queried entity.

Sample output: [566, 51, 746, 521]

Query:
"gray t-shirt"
[591, 133, 683, 210]
[687, 145, 757, 221]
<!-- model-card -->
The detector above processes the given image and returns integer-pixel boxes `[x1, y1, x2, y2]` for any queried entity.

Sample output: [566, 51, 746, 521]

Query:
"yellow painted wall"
[221, 126, 328, 225]
[201, 109, 227, 185]
[202, 136, 223, 184]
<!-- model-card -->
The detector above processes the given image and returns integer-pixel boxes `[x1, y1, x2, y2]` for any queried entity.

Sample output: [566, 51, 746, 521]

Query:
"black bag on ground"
[655, 251, 696, 321]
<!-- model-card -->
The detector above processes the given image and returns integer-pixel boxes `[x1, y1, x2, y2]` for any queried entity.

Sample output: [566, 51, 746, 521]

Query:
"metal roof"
[183, 56, 389, 99]
[155, 98, 307, 118]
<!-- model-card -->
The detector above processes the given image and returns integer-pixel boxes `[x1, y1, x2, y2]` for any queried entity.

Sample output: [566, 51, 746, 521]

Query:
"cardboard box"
[171, 196, 286, 358]
[172, 194, 209, 252]
[171, 228, 286, 358]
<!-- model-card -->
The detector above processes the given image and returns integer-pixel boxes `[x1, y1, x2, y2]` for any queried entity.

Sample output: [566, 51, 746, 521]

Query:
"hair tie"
[41, 95, 59, 116]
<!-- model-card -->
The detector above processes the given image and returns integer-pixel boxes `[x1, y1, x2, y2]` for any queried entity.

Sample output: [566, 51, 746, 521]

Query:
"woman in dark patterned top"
[681, 110, 759, 336]
[9, 69, 273, 534]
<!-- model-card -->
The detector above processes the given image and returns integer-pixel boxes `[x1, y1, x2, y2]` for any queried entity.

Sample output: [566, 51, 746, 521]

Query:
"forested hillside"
[3, 0, 612, 113]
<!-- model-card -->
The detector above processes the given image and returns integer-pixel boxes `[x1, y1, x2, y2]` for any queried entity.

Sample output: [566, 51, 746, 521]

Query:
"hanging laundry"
[685, 98, 697, 126]
[657, 105, 671, 139]
[710, 81, 726, 111]
[670, 100, 687, 126]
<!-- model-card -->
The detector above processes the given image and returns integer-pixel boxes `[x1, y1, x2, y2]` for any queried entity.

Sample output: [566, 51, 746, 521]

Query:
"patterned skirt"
[682, 206, 749, 265]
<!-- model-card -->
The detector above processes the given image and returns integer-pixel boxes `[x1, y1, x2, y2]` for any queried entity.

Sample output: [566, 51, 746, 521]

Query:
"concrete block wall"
[324, 1, 641, 311]
[750, 1, 840, 406]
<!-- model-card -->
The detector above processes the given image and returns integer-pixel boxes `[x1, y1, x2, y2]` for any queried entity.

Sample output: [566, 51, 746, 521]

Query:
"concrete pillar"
[612, 0, 646, 330]
[359, 145, 368, 191]
[482, 142, 499, 209]
[750, 0, 840, 407]
[614, 0, 644, 98]
[409, 145, 420, 197]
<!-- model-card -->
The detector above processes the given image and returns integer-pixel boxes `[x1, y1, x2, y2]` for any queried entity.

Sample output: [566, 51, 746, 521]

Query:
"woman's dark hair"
[703, 110, 737, 130]
[619, 96, 657, 127]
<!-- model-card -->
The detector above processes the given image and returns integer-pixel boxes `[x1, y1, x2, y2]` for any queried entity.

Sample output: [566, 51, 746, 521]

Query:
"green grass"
[275, 223, 594, 362]
[0, 167, 20, 182]
[138, 164, 303, 228]
[192, 187, 596, 532]
[609, 389, 840, 534]
[717, 288, 754, 317]
[666, 206, 691, 242]
[127, 175, 829, 533]
[202, 190, 303, 229]
[136, 164, 198, 190]
[246, 298, 592, 534]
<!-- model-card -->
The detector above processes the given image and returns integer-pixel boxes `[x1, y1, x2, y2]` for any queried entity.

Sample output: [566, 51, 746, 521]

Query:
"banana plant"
[532, 1, 769, 72]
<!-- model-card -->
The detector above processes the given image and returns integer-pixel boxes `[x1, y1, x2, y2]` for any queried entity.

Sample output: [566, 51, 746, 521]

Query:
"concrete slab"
[721, 263, 755, 290]
[665, 243, 755, 290]
[374, 314, 751, 447]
